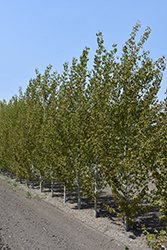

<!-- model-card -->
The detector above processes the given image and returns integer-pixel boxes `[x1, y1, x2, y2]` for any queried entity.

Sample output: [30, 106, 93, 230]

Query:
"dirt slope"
[0, 175, 154, 249]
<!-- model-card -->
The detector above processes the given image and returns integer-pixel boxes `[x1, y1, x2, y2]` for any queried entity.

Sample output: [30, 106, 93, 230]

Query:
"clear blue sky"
[0, 0, 166, 102]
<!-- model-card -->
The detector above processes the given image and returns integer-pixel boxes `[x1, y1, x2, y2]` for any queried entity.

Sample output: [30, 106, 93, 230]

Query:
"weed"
[33, 195, 46, 201]
[7, 180, 12, 184]
[142, 225, 167, 250]
[125, 245, 129, 250]
[19, 188, 24, 191]
[26, 191, 31, 199]
[13, 182, 17, 187]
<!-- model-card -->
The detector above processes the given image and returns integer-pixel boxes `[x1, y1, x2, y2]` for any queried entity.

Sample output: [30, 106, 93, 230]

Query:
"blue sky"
[0, 0, 166, 102]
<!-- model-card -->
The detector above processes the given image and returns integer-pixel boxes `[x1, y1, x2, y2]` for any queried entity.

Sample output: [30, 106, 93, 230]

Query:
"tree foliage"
[0, 22, 166, 231]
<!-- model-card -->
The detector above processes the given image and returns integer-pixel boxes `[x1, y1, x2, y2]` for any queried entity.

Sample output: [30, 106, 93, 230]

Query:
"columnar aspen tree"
[56, 62, 76, 190]
[56, 47, 90, 209]
[0, 101, 4, 170]
[26, 65, 59, 191]
[83, 32, 118, 217]
[0, 100, 13, 173]
[3, 96, 21, 177]
[0, 101, 6, 171]
[68, 48, 90, 209]
[35, 66, 54, 191]
[101, 22, 166, 230]
[24, 71, 44, 182]
[40, 67, 61, 196]
[19, 89, 37, 182]
[10, 92, 31, 181]
[153, 91, 167, 228]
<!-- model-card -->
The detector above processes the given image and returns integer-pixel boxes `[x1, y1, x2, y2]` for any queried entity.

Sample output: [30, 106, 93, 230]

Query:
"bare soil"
[0, 174, 166, 250]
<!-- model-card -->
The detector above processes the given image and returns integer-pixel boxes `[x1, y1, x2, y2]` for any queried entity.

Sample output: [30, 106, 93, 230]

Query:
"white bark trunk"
[51, 180, 54, 198]
[39, 174, 43, 192]
[124, 213, 129, 231]
[94, 164, 98, 218]
[32, 170, 34, 189]
[78, 192, 81, 210]
[64, 185, 66, 203]
[40, 179, 43, 192]
[94, 203, 97, 218]
[77, 175, 81, 210]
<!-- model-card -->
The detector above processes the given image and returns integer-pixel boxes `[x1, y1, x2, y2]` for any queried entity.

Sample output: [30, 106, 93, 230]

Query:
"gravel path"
[0, 174, 161, 250]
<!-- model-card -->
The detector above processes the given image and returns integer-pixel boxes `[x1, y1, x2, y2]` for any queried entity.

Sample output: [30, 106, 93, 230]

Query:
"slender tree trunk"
[124, 212, 129, 231]
[32, 170, 34, 189]
[40, 175, 43, 192]
[94, 203, 97, 218]
[78, 191, 81, 210]
[94, 165, 98, 218]
[26, 180, 28, 187]
[124, 140, 129, 231]
[77, 175, 81, 210]
[51, 180, 54, 198]
[64, 185, 66, 203]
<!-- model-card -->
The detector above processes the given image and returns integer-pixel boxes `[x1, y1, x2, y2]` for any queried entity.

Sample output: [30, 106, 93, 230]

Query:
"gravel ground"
[0, 232, 11, 250]
[0, 174, 166, 250]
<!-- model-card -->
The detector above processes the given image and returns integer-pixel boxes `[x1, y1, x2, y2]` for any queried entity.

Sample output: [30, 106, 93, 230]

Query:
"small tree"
[153, 90, 167, 228]
[56, 47, 91, 208]
[101, 22, 166, 230]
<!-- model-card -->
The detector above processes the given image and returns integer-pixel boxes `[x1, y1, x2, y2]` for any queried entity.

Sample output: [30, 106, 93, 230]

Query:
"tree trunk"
[124, 213, 129, 231]
[51, 180, 54, 198]
[94, 203, 97, 218]
[78, 191, 81, 210]
[64, 185, 66, 203]
[94, 165, 98, 218]
[77, 175, 82, 210]
[40, 176, 43, 192]
[32, 170, 34, 189]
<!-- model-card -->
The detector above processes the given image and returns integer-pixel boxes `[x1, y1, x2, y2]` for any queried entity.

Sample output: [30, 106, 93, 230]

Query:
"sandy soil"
[0, 174, 166, 250]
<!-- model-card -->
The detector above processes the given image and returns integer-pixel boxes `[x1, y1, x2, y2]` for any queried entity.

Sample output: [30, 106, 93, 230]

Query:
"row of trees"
[0, 22, 166, 231]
